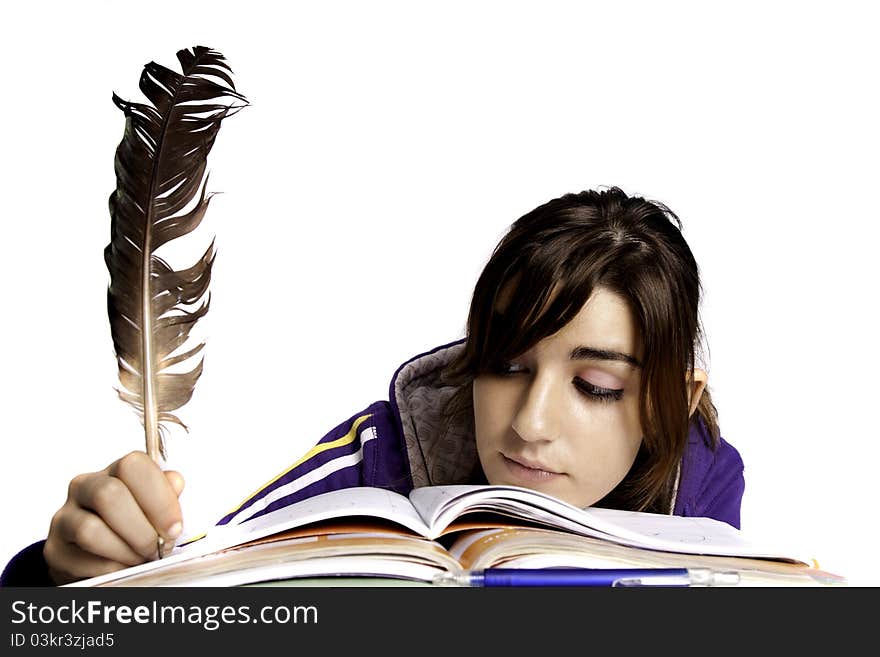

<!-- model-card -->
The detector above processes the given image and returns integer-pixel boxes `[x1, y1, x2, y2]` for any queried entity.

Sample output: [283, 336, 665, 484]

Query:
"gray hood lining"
[392, 342, 479, 488]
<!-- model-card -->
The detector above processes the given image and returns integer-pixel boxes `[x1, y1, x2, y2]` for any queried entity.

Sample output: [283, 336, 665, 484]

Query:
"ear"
[687, 368, 708, 418]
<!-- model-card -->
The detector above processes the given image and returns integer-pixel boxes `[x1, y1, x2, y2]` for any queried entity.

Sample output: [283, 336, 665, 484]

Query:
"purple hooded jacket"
[1, 340, 744, 586]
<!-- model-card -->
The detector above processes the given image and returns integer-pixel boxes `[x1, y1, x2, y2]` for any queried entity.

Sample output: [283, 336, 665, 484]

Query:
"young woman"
[1, 187, 744, 586]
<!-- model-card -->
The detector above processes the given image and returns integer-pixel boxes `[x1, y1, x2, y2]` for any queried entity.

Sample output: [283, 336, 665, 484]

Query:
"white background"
[2, 1, 877, 585]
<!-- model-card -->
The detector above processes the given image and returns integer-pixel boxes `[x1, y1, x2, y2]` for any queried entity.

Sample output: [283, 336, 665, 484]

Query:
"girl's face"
[473, 287, 644, 508]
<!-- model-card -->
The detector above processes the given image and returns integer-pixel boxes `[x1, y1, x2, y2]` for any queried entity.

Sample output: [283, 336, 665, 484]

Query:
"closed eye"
[573, 377, 623, 402]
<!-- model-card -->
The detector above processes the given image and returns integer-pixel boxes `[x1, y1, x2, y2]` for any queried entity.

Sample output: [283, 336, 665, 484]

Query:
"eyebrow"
[570, 346, 642, 369]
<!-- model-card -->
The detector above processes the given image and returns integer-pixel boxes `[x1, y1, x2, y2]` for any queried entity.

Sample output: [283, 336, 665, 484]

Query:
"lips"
[506, 454, 559, 473]
[502, 453, 564, 481]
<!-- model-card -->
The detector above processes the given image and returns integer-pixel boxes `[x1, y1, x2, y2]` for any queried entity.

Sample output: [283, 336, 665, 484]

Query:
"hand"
[44, 451, 185, 585]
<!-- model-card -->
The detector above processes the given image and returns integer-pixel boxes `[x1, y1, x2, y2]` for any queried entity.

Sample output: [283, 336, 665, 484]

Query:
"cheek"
[472, 378, 518, 449]
[564, 401, 643, 479]
[615, 401, 644, 457]
[472, 378, 499, 444]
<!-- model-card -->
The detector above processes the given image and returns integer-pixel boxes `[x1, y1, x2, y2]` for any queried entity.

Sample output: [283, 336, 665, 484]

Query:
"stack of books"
[67, 485, 845, 587]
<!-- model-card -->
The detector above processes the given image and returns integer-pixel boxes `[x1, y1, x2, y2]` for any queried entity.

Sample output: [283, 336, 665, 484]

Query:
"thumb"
[164, 470, 186, 497]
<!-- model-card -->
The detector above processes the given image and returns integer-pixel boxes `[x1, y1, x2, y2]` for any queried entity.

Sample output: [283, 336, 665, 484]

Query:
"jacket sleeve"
[1, 540, 53, 587]
[674, 420, 746, 530]
[213, 400, 403, 526]
[693, 438, 745, 529]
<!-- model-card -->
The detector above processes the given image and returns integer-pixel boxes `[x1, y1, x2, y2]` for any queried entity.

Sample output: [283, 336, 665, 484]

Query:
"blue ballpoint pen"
[435, 567, 740, 587]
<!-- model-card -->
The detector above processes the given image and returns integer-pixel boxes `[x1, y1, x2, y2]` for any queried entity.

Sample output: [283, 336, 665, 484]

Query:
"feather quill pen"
[105, 46, 246, 462]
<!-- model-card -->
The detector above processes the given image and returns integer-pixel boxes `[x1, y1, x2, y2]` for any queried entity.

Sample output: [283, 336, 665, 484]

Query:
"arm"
[1, 541, 53, 587]
[693, 439, 745, 529]
[214, 401, 406, 527]
[675, 425, 746, 530]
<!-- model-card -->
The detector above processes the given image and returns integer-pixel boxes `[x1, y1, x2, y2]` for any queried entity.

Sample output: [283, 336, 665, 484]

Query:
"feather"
[105, 46, 247, 461]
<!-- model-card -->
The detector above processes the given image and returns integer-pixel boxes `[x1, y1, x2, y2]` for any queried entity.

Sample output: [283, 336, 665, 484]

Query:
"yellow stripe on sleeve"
[222, 413, 373, 516]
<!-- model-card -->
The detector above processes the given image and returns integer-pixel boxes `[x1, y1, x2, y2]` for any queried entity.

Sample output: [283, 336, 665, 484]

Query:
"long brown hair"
[445, 187, 719, 514]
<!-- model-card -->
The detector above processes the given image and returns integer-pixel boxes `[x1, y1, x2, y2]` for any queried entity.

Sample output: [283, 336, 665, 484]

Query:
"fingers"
[67, 473, 164, 561]
[164, 470, 186, 496]
[48, 503, 146, 567]
[106, 452, 184, 544]
[44, 536, 131, 586]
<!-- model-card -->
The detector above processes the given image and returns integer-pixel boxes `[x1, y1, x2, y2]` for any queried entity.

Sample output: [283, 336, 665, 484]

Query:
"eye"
[573, 377, 624, 403]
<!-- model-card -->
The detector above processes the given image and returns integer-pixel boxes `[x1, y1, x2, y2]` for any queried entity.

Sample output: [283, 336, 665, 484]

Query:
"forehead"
[542, 287, 642, 361]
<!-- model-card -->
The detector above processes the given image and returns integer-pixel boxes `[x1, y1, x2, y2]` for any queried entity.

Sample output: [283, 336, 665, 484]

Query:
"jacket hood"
[389, 340, 481, 489]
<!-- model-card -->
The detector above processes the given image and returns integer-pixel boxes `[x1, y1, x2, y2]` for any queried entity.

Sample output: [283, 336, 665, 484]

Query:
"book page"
[201, 487, 431, 548]
[410, 485, 614, 538]
[68, 487, 430, 587]
[409, 484, 811, 563]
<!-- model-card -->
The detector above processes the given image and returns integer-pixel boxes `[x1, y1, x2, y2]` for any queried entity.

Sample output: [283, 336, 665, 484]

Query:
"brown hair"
[445, 187, 719, 514]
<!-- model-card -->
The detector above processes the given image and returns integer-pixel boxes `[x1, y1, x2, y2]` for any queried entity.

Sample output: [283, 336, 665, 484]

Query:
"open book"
[67, 485, 844, 587]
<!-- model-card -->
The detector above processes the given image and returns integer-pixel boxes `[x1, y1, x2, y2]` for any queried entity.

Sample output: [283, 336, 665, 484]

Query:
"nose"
[510, 374, 562, 443]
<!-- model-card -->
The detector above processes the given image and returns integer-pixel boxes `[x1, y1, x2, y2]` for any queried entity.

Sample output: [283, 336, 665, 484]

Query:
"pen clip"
[612, 569, 740, 587]
[612, 576, 691, 587]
